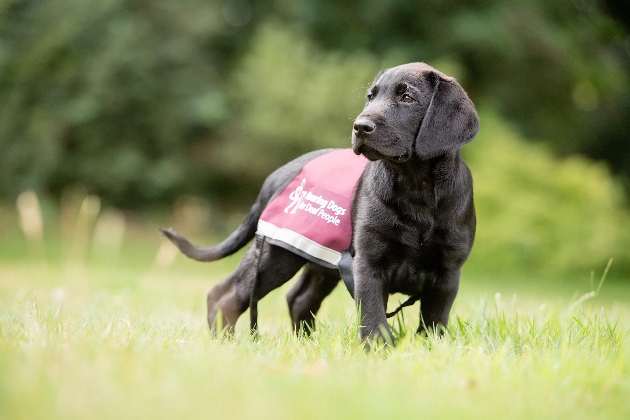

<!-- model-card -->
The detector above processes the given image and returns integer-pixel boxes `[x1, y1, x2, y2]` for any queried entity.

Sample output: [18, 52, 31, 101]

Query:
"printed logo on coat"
[257, 149, 369, 266]
[283, 178, 348, 226]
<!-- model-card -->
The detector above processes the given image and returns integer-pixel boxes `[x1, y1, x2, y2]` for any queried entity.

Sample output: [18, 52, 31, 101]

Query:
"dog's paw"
[360, 324, 395, 350]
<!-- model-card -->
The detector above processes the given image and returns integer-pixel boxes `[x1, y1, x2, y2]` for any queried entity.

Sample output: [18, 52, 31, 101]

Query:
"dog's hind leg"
[207, 241, 306, 333]
[286, 263, 340, 335]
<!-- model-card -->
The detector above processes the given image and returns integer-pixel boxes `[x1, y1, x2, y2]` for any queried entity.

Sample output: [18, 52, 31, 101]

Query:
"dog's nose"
[353, 118, 376, 136]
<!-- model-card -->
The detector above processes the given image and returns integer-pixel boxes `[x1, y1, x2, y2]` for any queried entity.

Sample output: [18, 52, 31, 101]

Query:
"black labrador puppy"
[162, 62, 479, 342]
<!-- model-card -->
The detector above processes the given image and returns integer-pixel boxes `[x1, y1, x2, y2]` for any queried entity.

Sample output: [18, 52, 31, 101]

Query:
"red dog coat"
[257, 149, 368, 269]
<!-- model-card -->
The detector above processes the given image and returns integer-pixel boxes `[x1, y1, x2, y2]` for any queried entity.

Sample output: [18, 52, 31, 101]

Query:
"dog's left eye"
[401, 94, 415, 103]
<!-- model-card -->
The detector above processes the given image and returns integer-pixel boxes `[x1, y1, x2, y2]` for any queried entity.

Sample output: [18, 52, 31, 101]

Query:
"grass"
[0, 198, 629, 419]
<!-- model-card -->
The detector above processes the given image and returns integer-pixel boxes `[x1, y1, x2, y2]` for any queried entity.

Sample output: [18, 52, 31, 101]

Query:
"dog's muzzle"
[352, 117, 377, 158]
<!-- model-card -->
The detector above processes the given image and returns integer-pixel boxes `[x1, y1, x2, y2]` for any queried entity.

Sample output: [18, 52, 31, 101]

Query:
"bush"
[465, 111, 630, 275]
[205, 22, 382, 185]
[0, 0, 231, 207]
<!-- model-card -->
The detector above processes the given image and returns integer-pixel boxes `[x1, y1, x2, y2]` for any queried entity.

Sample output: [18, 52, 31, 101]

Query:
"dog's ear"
[415, 72, 479, 159]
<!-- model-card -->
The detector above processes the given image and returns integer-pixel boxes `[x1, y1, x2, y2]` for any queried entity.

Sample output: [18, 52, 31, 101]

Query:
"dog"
[162, 62, 479, 342]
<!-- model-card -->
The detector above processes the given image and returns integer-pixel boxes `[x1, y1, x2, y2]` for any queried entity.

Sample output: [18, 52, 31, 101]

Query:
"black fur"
[162, 62, 479, 342]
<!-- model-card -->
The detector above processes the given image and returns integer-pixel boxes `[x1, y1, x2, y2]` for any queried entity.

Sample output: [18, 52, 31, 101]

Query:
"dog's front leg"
[417, 269, 461, 335]
[353, 259, 393, 344]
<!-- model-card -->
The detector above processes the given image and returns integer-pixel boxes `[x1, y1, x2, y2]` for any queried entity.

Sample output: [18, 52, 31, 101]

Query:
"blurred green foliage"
[268, 0, 630, 173]
[1, 0, 629, 274]
[0, 0, 233, 206]
[2, 0, 629, 205]
[465, 111, 630, 274]
[207, 22, 381, 184]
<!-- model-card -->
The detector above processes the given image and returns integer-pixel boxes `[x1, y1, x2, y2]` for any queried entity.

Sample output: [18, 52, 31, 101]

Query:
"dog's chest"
[355, 168, 451, 293]
[359, 167, 438, 244]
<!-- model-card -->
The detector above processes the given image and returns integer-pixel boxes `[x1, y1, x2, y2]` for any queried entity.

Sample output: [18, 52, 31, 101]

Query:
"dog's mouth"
[354, 144, 410, 163]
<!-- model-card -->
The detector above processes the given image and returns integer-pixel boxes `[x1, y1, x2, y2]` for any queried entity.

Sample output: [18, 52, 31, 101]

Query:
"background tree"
[1, 0, 628, 206]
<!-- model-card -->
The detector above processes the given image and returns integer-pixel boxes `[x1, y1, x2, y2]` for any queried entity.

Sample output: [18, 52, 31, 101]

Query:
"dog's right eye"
[366, 92, 374, 101]
[401, 94, 416, 103]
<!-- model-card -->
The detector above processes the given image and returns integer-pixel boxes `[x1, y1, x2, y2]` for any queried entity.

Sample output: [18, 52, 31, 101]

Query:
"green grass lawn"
[1, 232, 629, 419]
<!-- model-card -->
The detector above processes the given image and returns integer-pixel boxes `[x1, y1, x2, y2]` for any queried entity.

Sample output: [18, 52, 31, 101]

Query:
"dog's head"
[352, 62, 479, 162]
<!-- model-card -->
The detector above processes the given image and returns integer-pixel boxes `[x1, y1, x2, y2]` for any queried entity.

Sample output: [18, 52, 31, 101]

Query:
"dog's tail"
[160, 202, 262, 262]
[160, 149, 337, 263]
